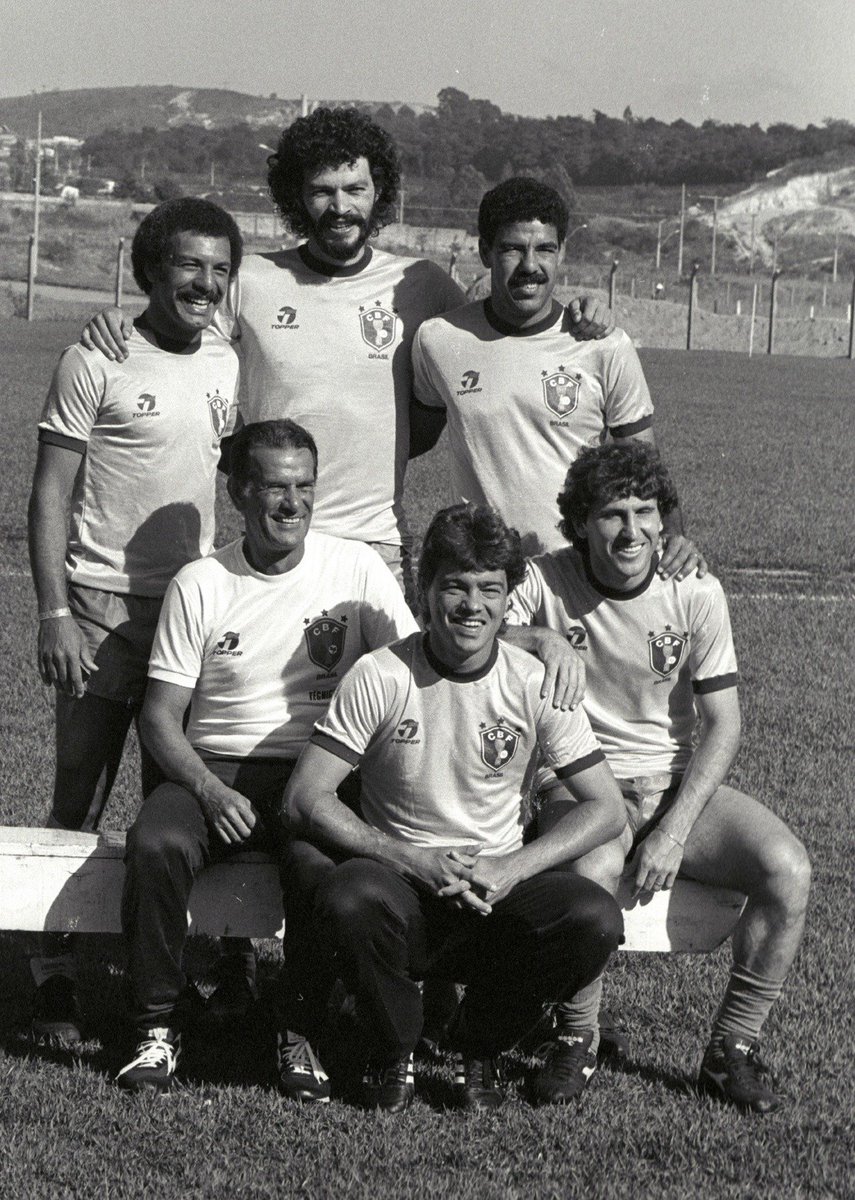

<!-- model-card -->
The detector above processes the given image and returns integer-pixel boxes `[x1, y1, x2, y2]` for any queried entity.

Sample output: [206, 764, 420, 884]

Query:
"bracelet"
[660, 828, 684, 848]
[38, 607, 72, 621]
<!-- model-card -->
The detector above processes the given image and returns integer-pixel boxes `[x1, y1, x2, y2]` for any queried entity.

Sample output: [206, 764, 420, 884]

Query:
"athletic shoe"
[277, 1031, 331, 1103]
[452, 1054, 503, 1111]
[529, 1031, 597, 1105]
[31, 975, 82, 1045]
[699, 1034, 783, 1114]
[597, 1007, 630, 1064]
[116, 1028, 181, 1094]
[362, 1053, 415, 1113]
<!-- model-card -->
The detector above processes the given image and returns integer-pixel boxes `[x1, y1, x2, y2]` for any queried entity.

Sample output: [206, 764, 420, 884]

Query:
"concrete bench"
[0, 826, 746, 953]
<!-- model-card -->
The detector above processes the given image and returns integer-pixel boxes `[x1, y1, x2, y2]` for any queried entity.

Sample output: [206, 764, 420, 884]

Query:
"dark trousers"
[121, 756, 294, 1031]
[282, 841, 624, 1065]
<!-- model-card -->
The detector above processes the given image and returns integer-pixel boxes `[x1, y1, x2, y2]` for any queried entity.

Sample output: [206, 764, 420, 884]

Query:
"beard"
[310, 210, 373, 262]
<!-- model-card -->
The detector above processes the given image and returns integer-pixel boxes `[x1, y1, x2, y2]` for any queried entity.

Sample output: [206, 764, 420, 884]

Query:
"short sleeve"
[359, 547, 420, 649]
[148, 575, 206, 686]
[39, 345, 105, 444]
[311, 656, 391, 765]
[210, 275, 240, 342]
[603, 333, 654, 437]
[689, 579, 738, 694]
[505, 561, 544, 627]
[536, 695, 604, 778]
[411, 325, 447, 411]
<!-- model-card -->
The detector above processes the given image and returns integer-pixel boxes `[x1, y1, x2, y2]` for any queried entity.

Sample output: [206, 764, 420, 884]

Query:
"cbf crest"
[304, 612, 348, 673]
[541, 368, 580, 418]
[359, 303, 397, 350]
[648, 627, 688, 679]
[479, 719, 521, 773]
[206, 390, 229, 439]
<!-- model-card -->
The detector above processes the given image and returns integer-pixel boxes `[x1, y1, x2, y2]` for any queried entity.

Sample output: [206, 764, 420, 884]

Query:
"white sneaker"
[116, 1027, 181, 1093]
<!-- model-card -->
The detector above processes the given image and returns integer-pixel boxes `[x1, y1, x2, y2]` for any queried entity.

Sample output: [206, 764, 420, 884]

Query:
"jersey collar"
[580, 546, 660, 601]
[483, 298, 563, 337]
[298, 242, 374, 277]
[422, 632, 498, 681]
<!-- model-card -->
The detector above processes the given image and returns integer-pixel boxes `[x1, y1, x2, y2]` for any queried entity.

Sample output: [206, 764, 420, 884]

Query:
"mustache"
[317, 211, 368, 232]
[178, 287, 219, 303]
[508, 270, 549, 287]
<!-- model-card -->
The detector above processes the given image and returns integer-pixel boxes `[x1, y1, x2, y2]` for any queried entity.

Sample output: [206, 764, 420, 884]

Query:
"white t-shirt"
[215, 245, 464, 545]
[38, 327, 238, 597]
[149, 533, 418, 758]
[312, 632, 604, 857]
[506, 548, 738, 779]
[412, 299, 653, 554]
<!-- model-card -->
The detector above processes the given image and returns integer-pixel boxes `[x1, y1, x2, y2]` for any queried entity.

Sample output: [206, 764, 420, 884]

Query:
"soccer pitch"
[0, 319, 852, 1198]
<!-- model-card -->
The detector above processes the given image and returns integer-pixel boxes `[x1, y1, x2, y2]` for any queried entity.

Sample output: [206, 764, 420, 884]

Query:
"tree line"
[75, 88, 855, 223]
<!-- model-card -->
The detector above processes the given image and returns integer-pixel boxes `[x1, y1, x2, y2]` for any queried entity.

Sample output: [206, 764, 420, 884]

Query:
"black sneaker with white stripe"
[452, 1054, 503, 1110]
[699, 1034, 782, 1113]
[362, 1052, 414, 1113]
[529, 1030, 597, 1104]
[116, 1028, 181, 1093]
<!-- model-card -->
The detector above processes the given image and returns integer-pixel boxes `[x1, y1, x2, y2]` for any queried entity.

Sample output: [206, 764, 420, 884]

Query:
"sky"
[2, 0, 853, 128]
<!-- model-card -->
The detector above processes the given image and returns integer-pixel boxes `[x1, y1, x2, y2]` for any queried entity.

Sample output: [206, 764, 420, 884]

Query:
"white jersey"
[412, 299, 653, 554]
[38, 327, 238, 597]
[215, 245, 464, 545]
[312, 632, 604, 857]
[506, 548, 738, 779]
[149, 533, 418, 759]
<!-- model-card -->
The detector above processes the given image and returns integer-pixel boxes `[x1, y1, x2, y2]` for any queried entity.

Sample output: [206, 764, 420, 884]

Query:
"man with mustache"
[81, 110, 612, 603]
[27, 198, 242, 1042]
[412, 177, 701, 574]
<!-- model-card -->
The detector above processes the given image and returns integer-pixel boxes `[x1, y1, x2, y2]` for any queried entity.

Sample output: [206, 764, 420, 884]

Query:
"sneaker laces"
[281, 1032, 328, 1083]
[455, 1054, 499, 1089]
[118, 1029, 178, 1076]
[543, 1036, 592, 1082]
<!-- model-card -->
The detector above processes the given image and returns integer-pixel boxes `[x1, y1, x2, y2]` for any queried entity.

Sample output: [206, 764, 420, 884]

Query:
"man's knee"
[316, 859, 403, 933]
[558, 835, 628, 894]
[126, 785, 205, 873]
[548, 874, 624, 952]
[755, 831, 812, 908]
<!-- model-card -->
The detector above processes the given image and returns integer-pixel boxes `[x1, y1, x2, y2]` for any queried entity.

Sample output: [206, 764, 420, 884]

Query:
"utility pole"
[686, 261, 700, 350]
[768, 269, 782, 355]
[609, 259, 619, 309]
[656, 219, 664, 270]
[677, 183, 686, 278]
[848, 272, 855, 360]
[33, 110, 42, 277]
[832, 231, 839, 283]
[749, 212, 756, 275]
[398, 185, 404, 226]
[699, 194, 721, 276]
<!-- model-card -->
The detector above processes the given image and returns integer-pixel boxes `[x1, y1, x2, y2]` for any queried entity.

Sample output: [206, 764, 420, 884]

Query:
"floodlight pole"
[767, 269, 782, 355]
[686, 261, 700, 350]
[33, 110, 42, 278]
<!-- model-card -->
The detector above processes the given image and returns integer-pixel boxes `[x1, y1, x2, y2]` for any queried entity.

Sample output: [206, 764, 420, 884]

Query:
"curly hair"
[478, 177, 569, 248]
[229, 419, 318, 489]
[557, 442, 679, 547]
[417, 503, 526, 616]
[267, 107, 401, 237]
[131, 198, 242, 294]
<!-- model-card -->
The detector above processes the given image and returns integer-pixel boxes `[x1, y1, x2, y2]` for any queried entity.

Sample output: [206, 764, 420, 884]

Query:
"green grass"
[0, 319, 853, 1197]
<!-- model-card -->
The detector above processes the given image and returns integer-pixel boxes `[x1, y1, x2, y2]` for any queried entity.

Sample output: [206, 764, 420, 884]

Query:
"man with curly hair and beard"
[81, 108, 611, 602]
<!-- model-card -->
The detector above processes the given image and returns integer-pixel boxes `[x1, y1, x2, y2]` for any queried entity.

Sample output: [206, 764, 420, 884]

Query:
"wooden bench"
[0, 826, 746, 953]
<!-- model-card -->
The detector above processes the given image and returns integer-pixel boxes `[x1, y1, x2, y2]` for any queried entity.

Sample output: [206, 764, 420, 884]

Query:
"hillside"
[0, 86, 433, 138]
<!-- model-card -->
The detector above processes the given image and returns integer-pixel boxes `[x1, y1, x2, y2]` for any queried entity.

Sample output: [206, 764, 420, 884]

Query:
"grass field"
[0, 318, 853, 1197]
